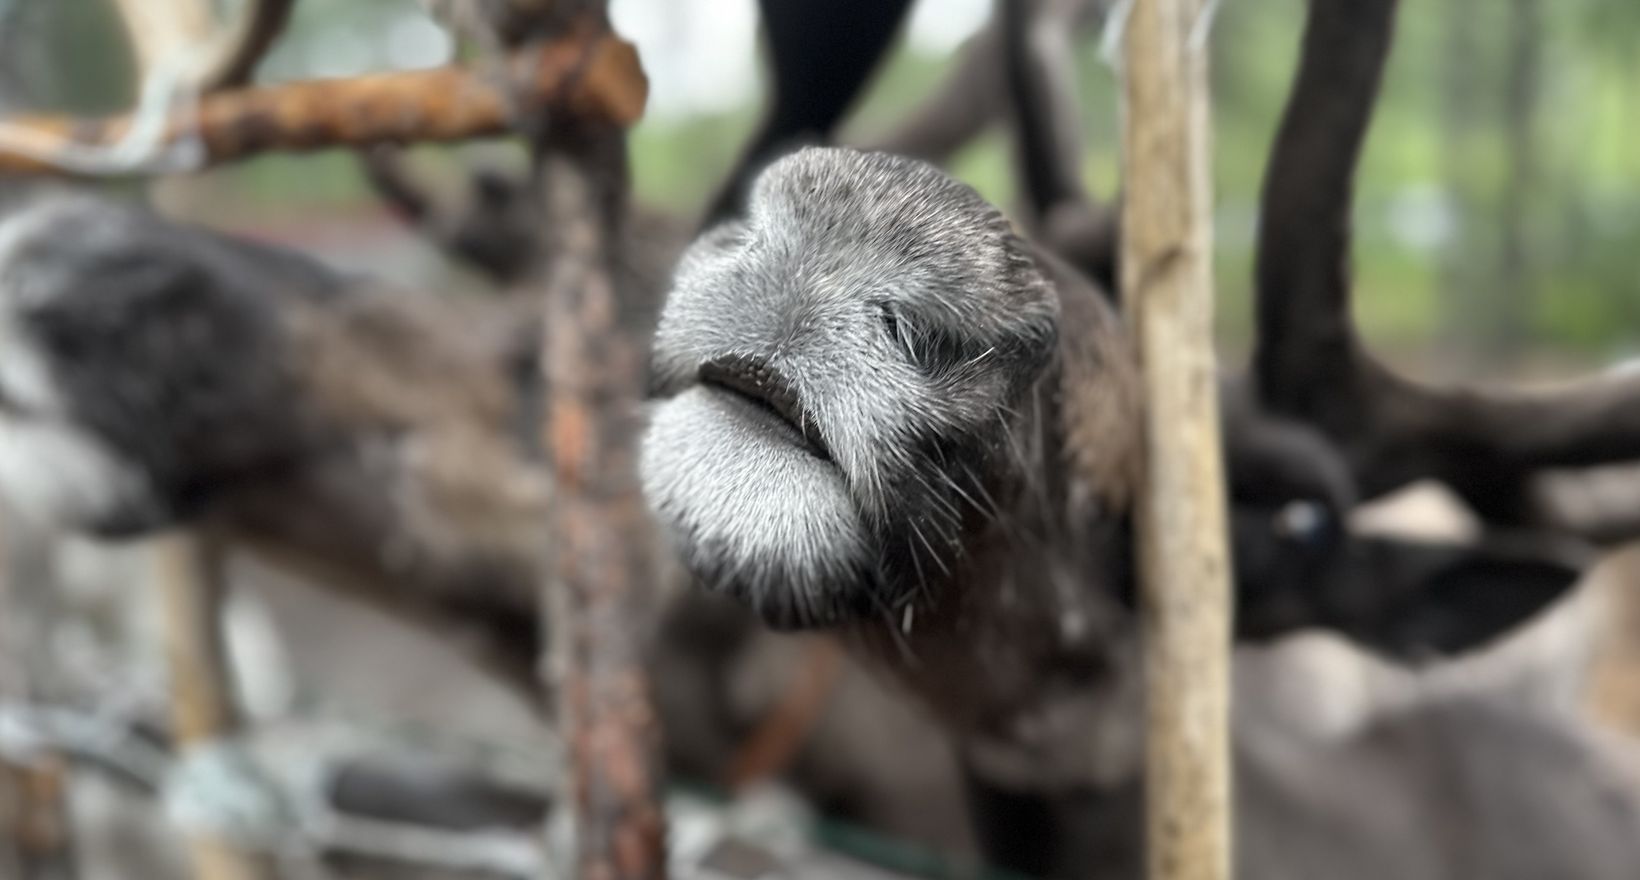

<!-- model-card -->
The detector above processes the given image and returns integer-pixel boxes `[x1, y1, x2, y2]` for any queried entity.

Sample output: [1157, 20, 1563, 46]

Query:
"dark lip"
[698, 357, 833, 462]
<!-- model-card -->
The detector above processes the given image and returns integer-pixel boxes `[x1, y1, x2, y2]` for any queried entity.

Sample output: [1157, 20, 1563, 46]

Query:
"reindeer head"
[643, 147, 1064, 629]
[0, 191, 323, 537]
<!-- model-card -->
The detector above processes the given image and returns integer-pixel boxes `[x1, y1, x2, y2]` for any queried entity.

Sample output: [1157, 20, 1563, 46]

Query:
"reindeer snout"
[698, 355, 831, 461]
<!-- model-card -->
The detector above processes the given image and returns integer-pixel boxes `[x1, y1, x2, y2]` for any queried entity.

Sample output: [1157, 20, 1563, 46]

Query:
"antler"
[1000, 0, 1119, 287]
[701, 0, 917, 226]
[857, 21, 1004, 163]
[1253, 0, 1640, 519]
[1002, 0, 1091, 223]
[199, 0, 298, 90]
[863, 0, 1108, 167]
[111, 0, 294, 91]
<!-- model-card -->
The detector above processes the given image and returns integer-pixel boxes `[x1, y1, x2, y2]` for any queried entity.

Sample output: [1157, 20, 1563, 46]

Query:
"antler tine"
[701, 0, 917, 227]
[865, 0, 1107, 166]
[1001, 0, 1118, 287]
[113, 0, 294, 92]
[1253, 0, 1640, 515]
[1253, 0, 1394, 422]
[199, 0, 298, 92]
[859, 20, 1005, 163]
[1003, 0, 1090, 221]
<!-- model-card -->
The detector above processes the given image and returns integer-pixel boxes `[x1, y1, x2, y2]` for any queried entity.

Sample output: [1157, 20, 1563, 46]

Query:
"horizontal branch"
[0, 24, 646, 177]
[0, 702, 169, 792]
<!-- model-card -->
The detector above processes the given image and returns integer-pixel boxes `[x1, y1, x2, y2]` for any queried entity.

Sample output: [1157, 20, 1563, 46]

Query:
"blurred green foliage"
[807, 0, 1639, 366]
[3, 0, 1635, 368]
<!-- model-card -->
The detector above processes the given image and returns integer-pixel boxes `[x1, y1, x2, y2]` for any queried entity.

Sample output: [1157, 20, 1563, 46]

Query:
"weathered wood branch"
[153, 532, 278, 880]
[1119, 0, 1233, 877]
[535, 121, 668, 879]
[0, 26, 646, 177]
[0, 758, 75, 880]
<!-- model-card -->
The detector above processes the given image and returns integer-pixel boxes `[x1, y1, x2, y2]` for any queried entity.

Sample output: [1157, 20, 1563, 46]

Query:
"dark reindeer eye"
[880, 304, 923, 361]
[877, 301, 968, 373]
[878, 302, 903, 349]
[1273, 500, 1336, 547]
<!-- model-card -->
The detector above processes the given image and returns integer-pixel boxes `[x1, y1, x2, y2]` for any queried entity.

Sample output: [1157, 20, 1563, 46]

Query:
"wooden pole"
[0, 509, 80, 880]
[0, 758, 76, 880]
[152, 532, 277, 880]
[1118, 0, 1233, 878]
[535, 123, 668, 880]
[518, 8, 665, 877]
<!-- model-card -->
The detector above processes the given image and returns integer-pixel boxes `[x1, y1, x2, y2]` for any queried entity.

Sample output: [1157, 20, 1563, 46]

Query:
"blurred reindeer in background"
[642, 0, 1640, 877]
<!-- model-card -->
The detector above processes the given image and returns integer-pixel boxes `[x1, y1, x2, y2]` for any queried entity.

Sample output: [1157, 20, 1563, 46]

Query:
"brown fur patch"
[1044, 252, 1143, 516]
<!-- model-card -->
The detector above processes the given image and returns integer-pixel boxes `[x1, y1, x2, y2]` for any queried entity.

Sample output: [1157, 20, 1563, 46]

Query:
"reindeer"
[638, 0, 1640, 877]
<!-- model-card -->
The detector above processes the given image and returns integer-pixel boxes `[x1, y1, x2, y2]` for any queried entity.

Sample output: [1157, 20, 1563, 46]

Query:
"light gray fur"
[0, 195, 159, 532]
[0, 188, 553, 680]
[643, 147, 1059, 628]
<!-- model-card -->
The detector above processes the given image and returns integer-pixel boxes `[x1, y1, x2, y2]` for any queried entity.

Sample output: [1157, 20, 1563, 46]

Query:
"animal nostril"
[698, 355, 831, 461]
[700, 355, 784, 401]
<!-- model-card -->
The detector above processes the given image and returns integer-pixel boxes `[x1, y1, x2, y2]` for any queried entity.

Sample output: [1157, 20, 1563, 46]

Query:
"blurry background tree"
[1, 0, 1634, 368]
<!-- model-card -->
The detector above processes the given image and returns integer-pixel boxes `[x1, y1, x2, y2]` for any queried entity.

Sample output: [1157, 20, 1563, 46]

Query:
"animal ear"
[1311, 536, 1584, 660]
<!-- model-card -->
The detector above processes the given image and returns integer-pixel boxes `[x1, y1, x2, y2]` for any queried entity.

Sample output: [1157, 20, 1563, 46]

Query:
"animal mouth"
[698, 356, 833, 462]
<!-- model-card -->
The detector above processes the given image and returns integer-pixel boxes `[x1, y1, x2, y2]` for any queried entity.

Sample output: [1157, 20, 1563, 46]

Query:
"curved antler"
[701, 0, 916, 227]
[1253, 0, 1640, 518]
[858, 21, 1005, 164]
[199, 0, 298, 91]
[1001, 0, 1119, 288]
[1003, 0, 1092, 223]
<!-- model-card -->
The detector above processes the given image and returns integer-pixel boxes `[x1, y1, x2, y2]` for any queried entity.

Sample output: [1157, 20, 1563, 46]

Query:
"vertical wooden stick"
[156, 536, 239, 743]
[537, 125, 668, 880]
[1119, 1, 1233, 879]
[153, 532, 276, 880]
[0, 509, 80, 880]
[0, 758, 76, 880]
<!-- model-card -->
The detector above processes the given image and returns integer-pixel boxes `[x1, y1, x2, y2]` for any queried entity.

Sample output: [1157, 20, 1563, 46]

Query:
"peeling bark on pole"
[530, 48, 665, 871]
[472, 4, 669, 873]
[152, 532, 277, 880]
[0, 32, 646, 177]
[1118, 0, 1233, 878]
